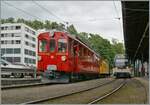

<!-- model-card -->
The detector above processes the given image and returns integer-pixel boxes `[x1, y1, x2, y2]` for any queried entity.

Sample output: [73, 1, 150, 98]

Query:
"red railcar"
[38, 31, 100, 82]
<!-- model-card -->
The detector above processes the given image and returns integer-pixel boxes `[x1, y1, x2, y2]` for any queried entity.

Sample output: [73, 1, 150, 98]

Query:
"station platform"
[1, 78, 41, 86]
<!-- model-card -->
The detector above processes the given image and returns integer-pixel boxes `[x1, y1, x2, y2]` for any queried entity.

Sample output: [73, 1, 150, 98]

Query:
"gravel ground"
[135, 77, 149, 103]
[39, 79, 124, 104]
[1, 78, 113, 104]
[97, 78, 148, 104]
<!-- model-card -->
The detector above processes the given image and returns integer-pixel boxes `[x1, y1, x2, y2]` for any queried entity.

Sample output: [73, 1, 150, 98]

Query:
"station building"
[1, 23, 37, 67]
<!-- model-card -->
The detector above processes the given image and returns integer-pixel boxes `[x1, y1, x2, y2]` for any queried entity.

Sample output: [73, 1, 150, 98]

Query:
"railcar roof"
[65, 32, 100, 58]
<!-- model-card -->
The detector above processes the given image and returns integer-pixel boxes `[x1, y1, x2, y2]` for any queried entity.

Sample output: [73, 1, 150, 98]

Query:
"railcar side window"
[50, 39, 55, 52]
[39, 40, 47, 52]
[58, 39, 67, 53]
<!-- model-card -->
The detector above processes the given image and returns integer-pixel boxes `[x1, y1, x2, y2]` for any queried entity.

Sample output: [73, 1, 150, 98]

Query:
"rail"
[21, 79, 116, 104]
[88, 79, 126, 104]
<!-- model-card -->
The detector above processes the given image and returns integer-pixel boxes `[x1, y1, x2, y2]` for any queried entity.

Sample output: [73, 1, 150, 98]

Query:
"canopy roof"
[122, 1, 149, 61]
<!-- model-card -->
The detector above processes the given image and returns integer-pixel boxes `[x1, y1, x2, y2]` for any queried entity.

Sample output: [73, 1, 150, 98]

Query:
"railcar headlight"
[50, 55, 54, 59]
[61, 56, 66, 61]
[38, 56, 42, 61]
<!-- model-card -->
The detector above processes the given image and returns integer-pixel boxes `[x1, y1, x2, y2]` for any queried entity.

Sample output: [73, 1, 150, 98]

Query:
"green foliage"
[44, 20, 52, 30]
[78, 32, 91, 45]
[31, 20, 44, 30]
[58, 23, 65, 31]
[51, 22, 59, 29]
[111, 39, 125, 54]
[67, 24, 78, 35]
[88, 34, 116, 68]
[1, 17, 15, 23]
[1, 18, 66, 31]
[1, 17, 125, 68]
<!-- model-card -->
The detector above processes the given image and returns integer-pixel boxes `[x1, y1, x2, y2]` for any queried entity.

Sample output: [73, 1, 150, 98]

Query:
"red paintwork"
[37, 31, 100, 75]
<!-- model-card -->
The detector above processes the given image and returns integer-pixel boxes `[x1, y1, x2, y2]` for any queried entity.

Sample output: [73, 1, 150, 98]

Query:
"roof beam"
[133, 22, 149, 60]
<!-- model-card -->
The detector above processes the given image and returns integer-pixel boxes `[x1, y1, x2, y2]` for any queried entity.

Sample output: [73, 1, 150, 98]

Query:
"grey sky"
[1, 1, 124, 43]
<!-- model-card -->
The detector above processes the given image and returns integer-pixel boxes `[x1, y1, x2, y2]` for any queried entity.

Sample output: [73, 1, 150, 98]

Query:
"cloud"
[1, 0, 123, 42]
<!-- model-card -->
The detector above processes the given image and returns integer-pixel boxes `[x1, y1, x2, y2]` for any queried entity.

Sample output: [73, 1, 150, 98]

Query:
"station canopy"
[122, 1, 149, 62]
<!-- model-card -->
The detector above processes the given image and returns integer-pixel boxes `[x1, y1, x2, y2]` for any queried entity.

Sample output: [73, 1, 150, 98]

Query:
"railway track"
[22, 79, 121, 104]
[91, 78, 147, 104]
[88, 79, 126, 104]
[2, 78, 115, 104]
[132, 78, 148, 104]
[2, 78, 147, 104]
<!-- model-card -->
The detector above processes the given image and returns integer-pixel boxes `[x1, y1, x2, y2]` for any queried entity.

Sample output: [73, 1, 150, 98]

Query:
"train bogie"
[114, 72, 131, 78]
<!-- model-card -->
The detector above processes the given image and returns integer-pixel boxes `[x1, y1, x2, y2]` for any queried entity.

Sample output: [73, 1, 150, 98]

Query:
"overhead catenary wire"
[2, 1, 42, 20]
[113, 0, 120, 19]
[32, 0, 68, 26]
[2, 1, 124, 25]
[112, 0, 123, 42]
[31, 1, 121, 25]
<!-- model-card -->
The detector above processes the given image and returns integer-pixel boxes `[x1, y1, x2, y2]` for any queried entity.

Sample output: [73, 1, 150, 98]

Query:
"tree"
[78, 32, 91, 45]
[111, 38, 118, 44]
[0, 17, 15, 23]
[17, 18, 25, 23]
[88, 34, 116, 68]
[1, 19, 6, 24]
[44, 20, 52, 30]
[6, 17, 15, 23]
[58, 23, 66, 31]
[67, 24, 78, 35]
[31, 20, 44, 30]
[112, 38, 125, 54]
[51, 22, 59, 29]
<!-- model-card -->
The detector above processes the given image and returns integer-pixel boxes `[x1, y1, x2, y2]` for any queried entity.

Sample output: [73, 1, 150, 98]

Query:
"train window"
[39, 40, 47, 52]
[82, 47, 86, 56]
[88, 51, 91, 56]
[79, 46, 82, 56]
[49, 39, 55, 52]
[58, 39, 67, 53]
[68, 39, 73, 55]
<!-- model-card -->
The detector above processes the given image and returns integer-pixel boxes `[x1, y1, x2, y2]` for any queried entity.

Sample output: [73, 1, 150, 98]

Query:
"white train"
[113, 54, 131, 78]
[1, 59, 36, 78]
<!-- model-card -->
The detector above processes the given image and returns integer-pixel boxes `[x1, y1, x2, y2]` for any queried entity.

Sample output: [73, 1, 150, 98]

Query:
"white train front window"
[39, 40, 47, 52]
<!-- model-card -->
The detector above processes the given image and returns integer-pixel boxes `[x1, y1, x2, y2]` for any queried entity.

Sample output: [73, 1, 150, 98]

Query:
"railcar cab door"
[38, 34, 50, 72]
[56, 33, 68, 72]
[73, 43, 79, 71]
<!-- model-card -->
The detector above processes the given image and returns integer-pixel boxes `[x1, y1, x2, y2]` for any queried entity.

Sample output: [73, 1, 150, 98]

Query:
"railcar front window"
[58, 39, 67, 53]
[115, 58, 128, 68]
[50, 39, 55, 52]
[39, 40, 47, 52]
